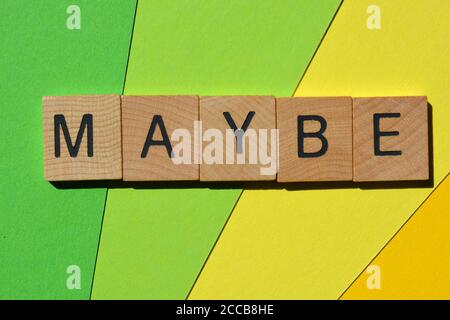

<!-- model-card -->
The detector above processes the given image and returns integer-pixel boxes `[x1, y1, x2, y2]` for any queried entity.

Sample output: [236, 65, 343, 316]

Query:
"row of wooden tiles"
[42, 95, 430, 182]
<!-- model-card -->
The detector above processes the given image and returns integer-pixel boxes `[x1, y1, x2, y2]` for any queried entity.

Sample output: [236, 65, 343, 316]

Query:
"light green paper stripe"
[92, 0, 341, 299]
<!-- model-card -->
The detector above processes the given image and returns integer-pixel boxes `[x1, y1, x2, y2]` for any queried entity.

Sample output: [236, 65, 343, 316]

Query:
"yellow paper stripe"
[341, 174, 450, 299]
[189, 0, 450, 299]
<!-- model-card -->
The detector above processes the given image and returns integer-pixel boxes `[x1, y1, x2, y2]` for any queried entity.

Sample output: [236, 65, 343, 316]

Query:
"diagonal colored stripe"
[189, 0, 450, 299]
[185, 191, 244, 299]
[341, 173, 450, 299]
[187, 1, 344, 300]
[90, 1, 139, 300]
[91, 0, 341, 299]
[0, 0, 136, 299]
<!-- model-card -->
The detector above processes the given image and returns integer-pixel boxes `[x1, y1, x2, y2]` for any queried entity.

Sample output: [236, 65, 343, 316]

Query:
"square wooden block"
[122, 96, 199, 181]
[43, 95, 122, 181]
[200, 96, 276, 181]
[277, 97, 353, 182]
[353, 96, 429, 181]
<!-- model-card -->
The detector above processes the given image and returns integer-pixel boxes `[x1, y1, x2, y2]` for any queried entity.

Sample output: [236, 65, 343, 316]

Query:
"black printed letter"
[54, 114, 93, 158]
[141, 115, 173, 158]
[297, 115, 328, 158]
[373, 113, 402, 156]
[223, 111, 255, 154]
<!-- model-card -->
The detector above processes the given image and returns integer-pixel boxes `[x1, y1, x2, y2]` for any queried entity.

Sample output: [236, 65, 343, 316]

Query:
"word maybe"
[42, 95, 429, 183]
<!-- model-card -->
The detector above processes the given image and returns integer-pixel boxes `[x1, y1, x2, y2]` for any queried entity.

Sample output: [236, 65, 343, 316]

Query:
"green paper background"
[92, 0, 341, 299]
[0, 0, 136, 299]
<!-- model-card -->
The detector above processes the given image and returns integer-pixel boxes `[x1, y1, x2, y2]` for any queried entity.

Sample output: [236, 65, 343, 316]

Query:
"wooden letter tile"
[277, 97, 353, 182]
[199, 96, 276, 181]
[43, 95, 122, 181]
[353, 96, 429, 181]
[122, 96, 199, 181]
